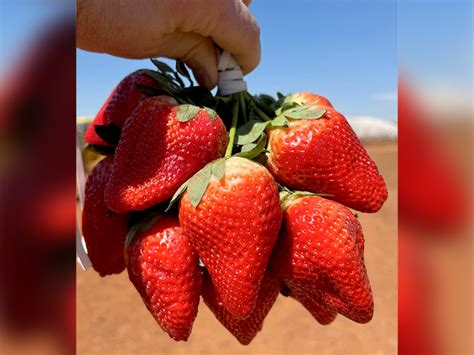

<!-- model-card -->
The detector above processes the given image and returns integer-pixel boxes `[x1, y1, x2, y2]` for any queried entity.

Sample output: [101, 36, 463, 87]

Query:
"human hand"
[77, 0, 260, 88]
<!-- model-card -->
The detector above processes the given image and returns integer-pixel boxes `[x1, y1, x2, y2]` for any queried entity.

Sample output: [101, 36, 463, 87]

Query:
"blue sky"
[399, 0, 472, 91]
[75, 0, 398, 120]
[1, 1, 470, 121]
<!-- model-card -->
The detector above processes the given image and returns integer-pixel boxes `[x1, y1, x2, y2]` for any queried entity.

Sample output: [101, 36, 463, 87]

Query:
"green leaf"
[275, 101, 299, 116]
[177, 104, 201, 122]
[184, 86, 216, 107]
[283, 108, 326, 120]
[94, 123, 121, 145]
[125, 214, 162, 248]
[256, 94, 276, 110]
[176, 60, 193, 86]
[248, 108, 258, 122]
[236, 134, 267, 160]
[151, 59, 174, 73]
[204, 107, 217, 121]
[173, 72, 185, 88]
[125, 224, 141, 249]
[137, 85, 172, 98]
[283, 93, 295, 104]
[166, 180, 190, 212]
[237, 120, 270, 145]
[270, 115, 290, 127]
[187, 165, 212, 208]
[142, 69, 180, 93]
[211, 158, 226, 180]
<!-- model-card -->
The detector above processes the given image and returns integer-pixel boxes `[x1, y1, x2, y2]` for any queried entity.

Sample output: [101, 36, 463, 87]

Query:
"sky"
[0, 1, 471, 121]
[75, 0, 398, 120]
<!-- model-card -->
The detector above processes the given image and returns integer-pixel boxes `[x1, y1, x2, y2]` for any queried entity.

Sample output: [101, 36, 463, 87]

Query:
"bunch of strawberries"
[81, 60, 387, 344]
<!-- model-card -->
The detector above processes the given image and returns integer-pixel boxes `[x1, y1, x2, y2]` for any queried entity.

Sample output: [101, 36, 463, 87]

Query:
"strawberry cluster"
[81, 60, 388, 344]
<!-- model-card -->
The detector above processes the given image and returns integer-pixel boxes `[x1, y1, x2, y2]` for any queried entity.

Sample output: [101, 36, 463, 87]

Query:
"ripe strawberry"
[202, 270, 279, 345]
[81, 157, 128, 276]
[271, 195, 373, 323]
[290, 92, 334, 109]
[105, 98, 227, 212]
[84, 97, 113, 146]
[398, 78, 467, 230]
[398, 227, 439, 354]
[84, 70, 176, 146]
[179, 157, 282, 318]
[287, 286, 337, 325]
[266, 108, 387, 213]
[126, 216, 202, 341]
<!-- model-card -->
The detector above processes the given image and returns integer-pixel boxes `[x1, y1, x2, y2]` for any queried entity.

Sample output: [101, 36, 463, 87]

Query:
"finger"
[242, 0, 252, 5]
[210, 1, 260, 74]
[177, 0, 261, 75]
[156, 33, 218, 89]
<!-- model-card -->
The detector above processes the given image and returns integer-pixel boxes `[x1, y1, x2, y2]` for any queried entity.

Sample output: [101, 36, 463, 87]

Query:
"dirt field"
[77, 142, 398, 355]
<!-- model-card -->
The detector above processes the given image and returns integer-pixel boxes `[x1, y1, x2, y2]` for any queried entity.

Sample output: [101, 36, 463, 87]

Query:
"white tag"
[217, 50, 247, 95]
[76, 139, 91, 270]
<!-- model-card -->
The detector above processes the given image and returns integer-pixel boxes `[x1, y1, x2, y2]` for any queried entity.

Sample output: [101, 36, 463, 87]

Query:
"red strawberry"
[290, 92, 334, 109]
[288, 286, 337, 325]
[398, 227, 439, 355]
[179, 157, 282, 318]
[266, 108, 387, 213]
[398, 78, 467, 230]
[84, 70, 176, 146]
[82, 157, 128, 276]
[202, 270, 279, 345]
[105, 98, 227, 212]
[84, 97, 113, 146]
[271, 195, 373, 323]
[126, 215, 202, 341]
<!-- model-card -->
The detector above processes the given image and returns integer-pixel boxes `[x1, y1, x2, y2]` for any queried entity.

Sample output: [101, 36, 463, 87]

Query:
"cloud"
[347, 116, 398, 140]
[371, 92, 398, 102]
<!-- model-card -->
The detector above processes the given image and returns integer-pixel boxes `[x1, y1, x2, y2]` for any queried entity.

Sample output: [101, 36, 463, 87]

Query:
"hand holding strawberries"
[80, 58, 387, 344]
[77, 0, 260, 88]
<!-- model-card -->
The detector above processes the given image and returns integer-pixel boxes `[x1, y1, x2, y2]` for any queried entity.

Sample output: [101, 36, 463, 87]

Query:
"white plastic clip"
[76, 139, 91, 270]
[217, 50, 247, 95]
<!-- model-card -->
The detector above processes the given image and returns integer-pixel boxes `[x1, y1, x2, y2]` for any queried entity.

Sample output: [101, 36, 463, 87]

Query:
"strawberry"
[202, 270, 279, 345]
[271, 195, 373, 323]
[398, 78, 467, 230]
[81, 157, 128, 276]
[105, 98, 227, 212]
[287, 286, 337, 325]
[398, 227, 439, 354]
[84, 97, 113, 146]
[266, 108, 387, 213]
[84, 70, 176, 146]
[126, 215, 202, 341]
[290, 92, 334, 109]
[179, 157, 282, 318]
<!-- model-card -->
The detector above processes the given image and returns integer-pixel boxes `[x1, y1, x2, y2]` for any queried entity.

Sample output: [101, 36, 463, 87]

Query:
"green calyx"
[125, 213, 161, 250]
[140, 59, 220, 119]
[175, 104, 217, 123]
[128, 59, 331, 217]
[166, 158, 227, 211]
[278, 184, 332, 210]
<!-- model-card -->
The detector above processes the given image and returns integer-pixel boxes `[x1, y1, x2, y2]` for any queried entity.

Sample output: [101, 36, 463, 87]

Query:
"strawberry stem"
[253, 105, 272, 121]
[245, 92, 272, 121]
[225, 99, 240, 158]
[239, 92, 248, 122]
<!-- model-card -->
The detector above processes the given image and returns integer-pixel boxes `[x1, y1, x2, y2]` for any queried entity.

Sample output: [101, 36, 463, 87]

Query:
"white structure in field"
[347, 116, 398, 141]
